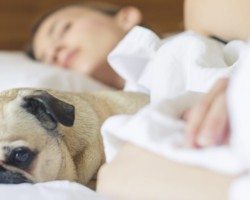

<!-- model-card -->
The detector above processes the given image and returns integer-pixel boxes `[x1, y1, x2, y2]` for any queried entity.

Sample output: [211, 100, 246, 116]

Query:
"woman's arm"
[97, 143, 234, 200]
[184, 0, 250, 40]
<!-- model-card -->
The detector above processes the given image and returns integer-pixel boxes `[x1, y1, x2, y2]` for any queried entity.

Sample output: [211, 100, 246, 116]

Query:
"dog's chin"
[0, 166, 33, 184]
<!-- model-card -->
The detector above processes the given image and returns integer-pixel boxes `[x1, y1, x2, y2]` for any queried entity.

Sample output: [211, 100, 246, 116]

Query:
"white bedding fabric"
[108, 27, 234, 103]
[101, 26, 250, 199]
[0, 51, 111, 92]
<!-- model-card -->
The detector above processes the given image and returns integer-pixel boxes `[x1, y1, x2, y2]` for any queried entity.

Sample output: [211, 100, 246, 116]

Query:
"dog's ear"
[22, 90, 75, 130]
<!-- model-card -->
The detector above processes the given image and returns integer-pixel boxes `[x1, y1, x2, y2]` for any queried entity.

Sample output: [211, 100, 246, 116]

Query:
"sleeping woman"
[27, 0, 237, 148]
[26, 1, 250, 198]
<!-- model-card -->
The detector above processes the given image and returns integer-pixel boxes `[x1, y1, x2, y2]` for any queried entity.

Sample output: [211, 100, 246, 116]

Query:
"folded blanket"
[108, 26, 234, 103]
[102, 26, 250, 199]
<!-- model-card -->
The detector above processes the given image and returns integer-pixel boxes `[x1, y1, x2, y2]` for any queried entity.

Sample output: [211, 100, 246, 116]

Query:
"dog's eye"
[7, 147, 37, 170]
[13, 148, 31, 162]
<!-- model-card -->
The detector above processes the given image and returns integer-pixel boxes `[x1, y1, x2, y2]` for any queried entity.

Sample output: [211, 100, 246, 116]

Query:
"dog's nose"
[0, 166, 32, 184]
[0, 163, 5, 169]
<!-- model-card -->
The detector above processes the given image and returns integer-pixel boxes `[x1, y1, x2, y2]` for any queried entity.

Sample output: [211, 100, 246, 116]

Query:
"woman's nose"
[51, 45, 65, 64]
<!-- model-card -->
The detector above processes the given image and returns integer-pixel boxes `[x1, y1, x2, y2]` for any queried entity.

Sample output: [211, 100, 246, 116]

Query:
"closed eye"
[59, 22, 72, 38]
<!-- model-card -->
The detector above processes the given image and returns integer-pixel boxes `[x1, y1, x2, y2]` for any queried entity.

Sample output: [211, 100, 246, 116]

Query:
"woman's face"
[33, 6, 127, 75]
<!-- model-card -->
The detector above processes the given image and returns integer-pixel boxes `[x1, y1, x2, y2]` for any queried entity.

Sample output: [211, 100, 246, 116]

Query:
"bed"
[0, 50, 242, 200]
[0, 0, 185, 199]
[0, 0, 249, 199]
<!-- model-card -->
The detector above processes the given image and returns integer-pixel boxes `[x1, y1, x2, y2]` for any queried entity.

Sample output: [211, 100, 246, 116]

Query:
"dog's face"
[0, 89, 75, 184]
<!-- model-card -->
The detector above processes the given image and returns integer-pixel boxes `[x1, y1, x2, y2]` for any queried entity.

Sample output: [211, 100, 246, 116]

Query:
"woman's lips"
[63, 49, 79, 69]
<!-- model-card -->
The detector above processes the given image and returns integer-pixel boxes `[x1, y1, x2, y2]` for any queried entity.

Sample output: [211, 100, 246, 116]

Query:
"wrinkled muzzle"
[0, 166, 32, 184]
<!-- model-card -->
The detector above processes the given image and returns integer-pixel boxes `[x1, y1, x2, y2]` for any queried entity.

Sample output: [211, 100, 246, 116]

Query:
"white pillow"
[0, 51, 111, 92]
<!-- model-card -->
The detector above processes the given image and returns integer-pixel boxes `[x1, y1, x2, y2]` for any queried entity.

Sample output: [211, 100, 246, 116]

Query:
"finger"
[185, 78, 228, 147]
[220, 118, 230, 145]
[196, 94, 228, 147]
[198, 78, 229, 107]
[185, 100, 209, 147]
[181, 109, 191, 121]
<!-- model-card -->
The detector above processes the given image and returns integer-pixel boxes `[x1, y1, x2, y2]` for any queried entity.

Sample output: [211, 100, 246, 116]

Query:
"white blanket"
[108, 26, 234, 103]
[101, 26, 250, 199]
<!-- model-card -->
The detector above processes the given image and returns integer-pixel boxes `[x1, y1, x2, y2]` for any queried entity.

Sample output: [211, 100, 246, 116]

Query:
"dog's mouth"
[0, 166, 33, 184]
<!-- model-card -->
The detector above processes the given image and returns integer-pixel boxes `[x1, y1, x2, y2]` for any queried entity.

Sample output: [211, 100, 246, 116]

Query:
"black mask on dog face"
[22, 90, 75, 131]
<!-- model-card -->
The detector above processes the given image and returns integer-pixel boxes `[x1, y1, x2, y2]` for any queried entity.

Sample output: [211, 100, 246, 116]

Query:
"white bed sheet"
[0, 181, 107, 200]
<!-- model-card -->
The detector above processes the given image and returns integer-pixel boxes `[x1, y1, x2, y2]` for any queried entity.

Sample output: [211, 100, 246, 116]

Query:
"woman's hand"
[184, 78, 229, 148]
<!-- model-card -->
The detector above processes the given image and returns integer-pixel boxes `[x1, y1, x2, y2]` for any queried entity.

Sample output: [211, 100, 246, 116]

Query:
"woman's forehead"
[49, 6, 88, 19]
[40, 6, 88, 30]
[33, 6, 88, 59]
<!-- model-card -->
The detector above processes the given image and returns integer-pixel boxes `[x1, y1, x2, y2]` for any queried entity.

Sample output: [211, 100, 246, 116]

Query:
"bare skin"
[185, 0, 250, 40]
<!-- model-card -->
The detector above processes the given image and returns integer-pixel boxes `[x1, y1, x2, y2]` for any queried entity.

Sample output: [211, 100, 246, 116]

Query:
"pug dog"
[0, 88, 148, 186]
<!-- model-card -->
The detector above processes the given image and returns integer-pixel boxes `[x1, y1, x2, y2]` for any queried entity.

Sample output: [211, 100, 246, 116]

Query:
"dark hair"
[26, 2, 122, 60]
